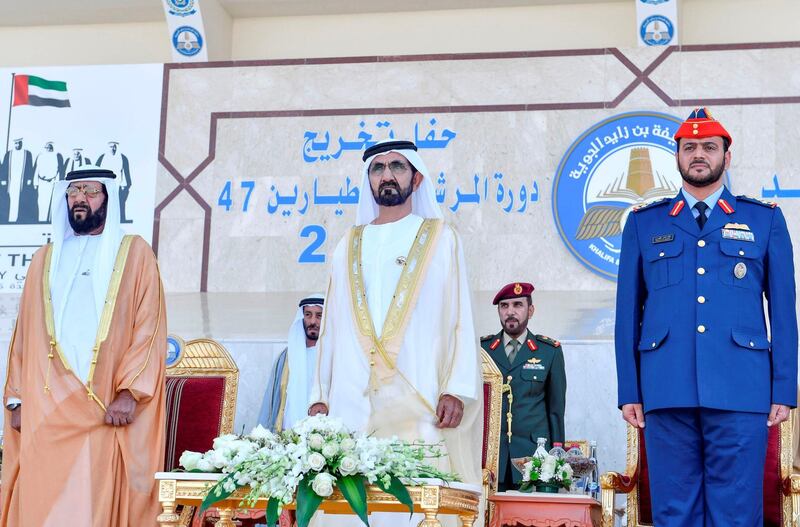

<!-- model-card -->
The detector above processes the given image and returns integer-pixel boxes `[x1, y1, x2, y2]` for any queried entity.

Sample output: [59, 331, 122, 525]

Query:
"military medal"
[734, 262, 747, 279]
[722, 229, 755, 242]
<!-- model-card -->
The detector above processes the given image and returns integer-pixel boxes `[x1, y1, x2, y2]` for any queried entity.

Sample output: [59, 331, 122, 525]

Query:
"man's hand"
[436, 394, 464, 429]
[767, 404, 790, 427]
[105, 389, 137, 427]
[308, 403, 329, 416]
[10, 407, 21, 432]
[621, 403, 645, 428]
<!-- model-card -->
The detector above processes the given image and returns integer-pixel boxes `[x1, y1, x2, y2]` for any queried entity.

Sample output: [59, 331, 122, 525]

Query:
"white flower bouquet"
[178, 415, 458, 527]
[518, 453, 573, 493]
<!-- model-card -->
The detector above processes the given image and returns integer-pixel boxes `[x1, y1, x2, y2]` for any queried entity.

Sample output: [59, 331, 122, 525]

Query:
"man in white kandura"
[309, 139, 483, 491]
[258, 294, 324, 431]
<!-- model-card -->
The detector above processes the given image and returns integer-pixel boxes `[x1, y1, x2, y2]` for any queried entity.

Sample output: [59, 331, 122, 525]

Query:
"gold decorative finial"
[502, 375, 513, 443]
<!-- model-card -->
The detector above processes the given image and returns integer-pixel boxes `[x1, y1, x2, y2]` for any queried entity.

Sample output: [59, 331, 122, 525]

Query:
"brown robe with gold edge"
[1, 235, 166, 527]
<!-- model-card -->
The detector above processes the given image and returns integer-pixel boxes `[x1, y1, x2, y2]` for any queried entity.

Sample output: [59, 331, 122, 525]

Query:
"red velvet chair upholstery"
[481, 350, 503, 525]
[163, 336, 239, 527]
[600, 411, 798, 527]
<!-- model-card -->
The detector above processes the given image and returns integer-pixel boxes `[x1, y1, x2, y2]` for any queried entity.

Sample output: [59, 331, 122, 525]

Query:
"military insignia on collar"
[526, 339, 537, 351]
[722, 229, 755, 242]
[652, 234, 675, 244]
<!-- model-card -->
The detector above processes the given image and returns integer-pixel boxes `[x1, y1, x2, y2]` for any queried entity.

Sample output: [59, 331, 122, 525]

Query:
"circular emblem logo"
[172, 26, 204, 57]
[165, 335, 184, 366]
[552, 111, 683, 281]
[167, 0, 196, 16]
[640, 15, 675, 46]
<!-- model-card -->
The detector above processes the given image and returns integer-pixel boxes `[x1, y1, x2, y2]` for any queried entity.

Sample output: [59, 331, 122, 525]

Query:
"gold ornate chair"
[481, 349, 503, 525]
[600, 411, 798, 527]
[162, 336, 239, 527]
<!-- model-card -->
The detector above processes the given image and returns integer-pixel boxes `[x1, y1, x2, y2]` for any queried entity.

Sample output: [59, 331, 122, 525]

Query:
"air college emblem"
[552, 111, 683, 280]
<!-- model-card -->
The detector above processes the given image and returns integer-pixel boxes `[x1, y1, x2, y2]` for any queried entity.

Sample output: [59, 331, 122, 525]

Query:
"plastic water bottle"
[548, 442, 567, 459]
[585, 440, 599, 499]
[533, 437, 549, 459]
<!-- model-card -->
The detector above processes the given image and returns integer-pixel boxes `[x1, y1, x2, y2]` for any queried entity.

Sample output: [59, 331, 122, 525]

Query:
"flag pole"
[5, 73, 14, 154]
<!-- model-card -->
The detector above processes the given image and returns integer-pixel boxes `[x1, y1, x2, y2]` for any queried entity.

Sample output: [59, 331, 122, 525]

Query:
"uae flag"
[12, 74, 71, 108]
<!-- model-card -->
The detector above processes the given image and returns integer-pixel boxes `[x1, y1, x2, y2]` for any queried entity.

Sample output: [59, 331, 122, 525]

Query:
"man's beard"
[303, 320, 320, 342]
[501, 316, 527, 337]
[68, 201, 107, 234]
[372, 179, 414, 207]
[679, 158, 726, 188]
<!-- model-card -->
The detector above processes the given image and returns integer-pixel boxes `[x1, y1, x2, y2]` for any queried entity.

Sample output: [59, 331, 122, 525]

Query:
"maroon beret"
[492, 282, 534, 305]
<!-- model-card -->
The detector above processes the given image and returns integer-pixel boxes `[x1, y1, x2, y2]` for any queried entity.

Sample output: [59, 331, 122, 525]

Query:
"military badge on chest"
[524, 357, 545, 370]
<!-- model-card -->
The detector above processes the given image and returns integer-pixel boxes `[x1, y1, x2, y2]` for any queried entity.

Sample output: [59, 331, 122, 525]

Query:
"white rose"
[308, 433, 325, 450]
[340, 437, 356, 451]
[212, 434, 239, 451]
[249, 424, 272, 441]
[339, 455, 359, 476]
[308, 452, 326, 471]
[522, 461, 532, 482]
[542, 456, 557, 473]
[322, 443, 339, 459]
[197, 458, 215, 472]
[179, 451, 203, 471]
[311, 472, 336, 497]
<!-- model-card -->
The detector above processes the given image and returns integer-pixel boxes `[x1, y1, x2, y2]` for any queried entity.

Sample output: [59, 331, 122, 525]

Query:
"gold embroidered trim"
[3, 319, 19, 399]
[42, 235, 134, 410]
[347, 219, 443, 416]
[42, 244, 73, 392]
[312, 277, 333, 406]
[274, 357, 290, 431]
[122, 259, 163, 394]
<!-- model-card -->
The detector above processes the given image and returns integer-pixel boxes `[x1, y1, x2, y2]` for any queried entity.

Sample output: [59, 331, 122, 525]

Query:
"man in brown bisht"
[1, 168, 166, 526]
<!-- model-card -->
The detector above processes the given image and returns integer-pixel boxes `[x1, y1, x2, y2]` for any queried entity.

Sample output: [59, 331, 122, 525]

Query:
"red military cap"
[673, 107, 732, 145]
[492, 282, 534, 305]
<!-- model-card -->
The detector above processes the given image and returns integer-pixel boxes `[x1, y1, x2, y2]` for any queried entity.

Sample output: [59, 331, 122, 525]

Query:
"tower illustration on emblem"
[574, 147, 678, 240]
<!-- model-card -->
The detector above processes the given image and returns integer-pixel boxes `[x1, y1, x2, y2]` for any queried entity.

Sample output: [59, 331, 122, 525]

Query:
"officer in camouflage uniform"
[481, 282, 566, 491]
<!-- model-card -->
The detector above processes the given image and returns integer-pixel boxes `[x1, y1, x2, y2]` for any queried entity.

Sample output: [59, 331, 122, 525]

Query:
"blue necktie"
[694, 202, 709, 230]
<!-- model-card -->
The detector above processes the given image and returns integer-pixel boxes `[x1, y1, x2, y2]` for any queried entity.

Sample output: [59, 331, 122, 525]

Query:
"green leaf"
[266, 497, 280, 527]
[338, 475, 369, 526]
[376, 476, 414, 517]
[296, 476, 324, 527]
[200, 474, 237, 512]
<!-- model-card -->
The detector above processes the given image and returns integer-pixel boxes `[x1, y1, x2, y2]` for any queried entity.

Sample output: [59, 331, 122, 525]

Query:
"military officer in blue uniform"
[615, 108, 798, 526]
[481, 282, 566, 491]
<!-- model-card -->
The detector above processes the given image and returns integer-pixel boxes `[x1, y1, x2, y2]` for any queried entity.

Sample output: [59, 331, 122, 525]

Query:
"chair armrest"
[783, 473, 800, 496]
[600, 468, 639, 494]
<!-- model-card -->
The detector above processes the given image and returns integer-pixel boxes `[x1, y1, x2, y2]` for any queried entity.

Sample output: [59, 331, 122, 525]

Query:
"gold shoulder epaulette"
[738, 195, 778, 209]
[535, 334, 561, 347]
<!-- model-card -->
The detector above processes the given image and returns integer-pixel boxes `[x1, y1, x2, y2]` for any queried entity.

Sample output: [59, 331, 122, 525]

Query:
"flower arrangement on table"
[178, 415, 458, 527]
[516, 454, 573, 493]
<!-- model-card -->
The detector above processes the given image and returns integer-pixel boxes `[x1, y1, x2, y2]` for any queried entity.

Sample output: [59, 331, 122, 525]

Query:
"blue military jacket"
[615, 187, 798, 413]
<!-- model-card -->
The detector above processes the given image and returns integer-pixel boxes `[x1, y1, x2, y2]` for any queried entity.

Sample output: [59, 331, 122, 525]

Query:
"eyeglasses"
[368, 160, 411, 177]
[66, 185, 103, 198]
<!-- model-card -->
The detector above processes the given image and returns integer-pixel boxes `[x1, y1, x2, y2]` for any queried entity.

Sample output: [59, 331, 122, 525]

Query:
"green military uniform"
[482, 330, 566, 491]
